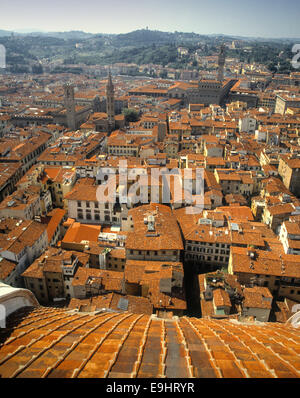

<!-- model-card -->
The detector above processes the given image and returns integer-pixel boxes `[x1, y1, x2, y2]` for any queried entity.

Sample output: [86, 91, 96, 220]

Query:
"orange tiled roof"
[243, 287, 273, 309]
[0, 307, 299, 378]
[126, 204, 184, 251]
[46, 208, 66, 243]
[213, 288, 231, 307]
[0, 259, 17, 280]
[62, 222, 101, 245]
[68, 293, 153, 315]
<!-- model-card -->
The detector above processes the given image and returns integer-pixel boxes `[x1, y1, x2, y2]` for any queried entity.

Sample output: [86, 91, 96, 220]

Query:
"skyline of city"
[0, 0, 299, 38]
[0, 0, 300, 382]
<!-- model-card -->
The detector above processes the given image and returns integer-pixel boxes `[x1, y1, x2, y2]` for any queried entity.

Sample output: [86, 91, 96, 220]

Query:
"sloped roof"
[0, 306, 299, 378]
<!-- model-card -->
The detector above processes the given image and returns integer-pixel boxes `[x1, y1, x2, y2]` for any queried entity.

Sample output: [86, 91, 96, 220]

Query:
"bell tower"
[106, 69, 115, 132]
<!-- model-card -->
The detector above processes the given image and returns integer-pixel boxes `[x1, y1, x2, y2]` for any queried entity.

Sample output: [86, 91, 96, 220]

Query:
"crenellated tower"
[63, 83, 76, 130]
[217, 44, 226, 82]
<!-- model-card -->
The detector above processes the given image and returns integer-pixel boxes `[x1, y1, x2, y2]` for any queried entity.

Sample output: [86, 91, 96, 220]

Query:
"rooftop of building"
[0, 218, 47, 255]
[0, 304, 299, 378]
[62, 221, 102, 246]
[231, 246, 300, 278]
[21, 248, 89, 279]
[126, 204, 184, 251]
[243, 287, 273, 310]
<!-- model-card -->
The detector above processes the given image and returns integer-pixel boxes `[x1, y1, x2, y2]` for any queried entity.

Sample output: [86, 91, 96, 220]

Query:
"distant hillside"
[33, 30, 96, 40]
[110, 29, 220, 47]
[0, 28, 294, 75]
[0, 28, 298, 42]
[0, 30, 13, 37]
[0, 29, 96, 40]
[0, 28, 228, 44]
[113, 29, 177, 46]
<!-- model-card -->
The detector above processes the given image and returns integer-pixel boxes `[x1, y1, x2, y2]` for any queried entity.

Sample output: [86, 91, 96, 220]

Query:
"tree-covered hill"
[0, 28, 296, 75]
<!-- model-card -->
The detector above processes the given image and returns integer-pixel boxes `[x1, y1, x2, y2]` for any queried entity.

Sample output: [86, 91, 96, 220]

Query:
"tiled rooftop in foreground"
[0, 306, 300, 378]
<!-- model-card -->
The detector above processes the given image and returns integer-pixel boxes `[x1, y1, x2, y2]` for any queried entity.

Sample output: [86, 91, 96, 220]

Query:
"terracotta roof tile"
[0, 307, 299, 378]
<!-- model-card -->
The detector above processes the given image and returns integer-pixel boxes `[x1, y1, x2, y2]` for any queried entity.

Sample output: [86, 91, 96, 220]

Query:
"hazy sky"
[0, 0, 299, 38]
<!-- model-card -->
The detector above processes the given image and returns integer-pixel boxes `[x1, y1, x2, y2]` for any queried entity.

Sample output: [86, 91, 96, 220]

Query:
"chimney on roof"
[147, 214, 155, 232]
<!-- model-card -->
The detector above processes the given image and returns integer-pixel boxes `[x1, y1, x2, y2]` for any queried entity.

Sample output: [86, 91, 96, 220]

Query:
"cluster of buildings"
[0, 45, 300, 326]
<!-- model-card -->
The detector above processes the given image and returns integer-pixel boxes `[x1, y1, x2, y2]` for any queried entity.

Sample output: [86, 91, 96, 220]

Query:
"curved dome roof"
[0, 305, 299, 378]
[0, 282, 39, 320]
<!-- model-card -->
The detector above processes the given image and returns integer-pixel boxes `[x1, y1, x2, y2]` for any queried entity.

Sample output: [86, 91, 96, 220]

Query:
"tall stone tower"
[106, 69, 115, 132]
[63, 83, 76, 130]
[217, 44, 226, 82]
[157, 122, 167, 142]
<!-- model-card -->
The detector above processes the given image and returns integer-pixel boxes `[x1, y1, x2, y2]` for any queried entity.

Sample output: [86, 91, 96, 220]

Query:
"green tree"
[122, 108, 140, 123]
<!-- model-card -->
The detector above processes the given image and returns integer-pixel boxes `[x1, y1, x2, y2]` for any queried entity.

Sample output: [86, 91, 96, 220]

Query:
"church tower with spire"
[106, 69, 115, 132]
